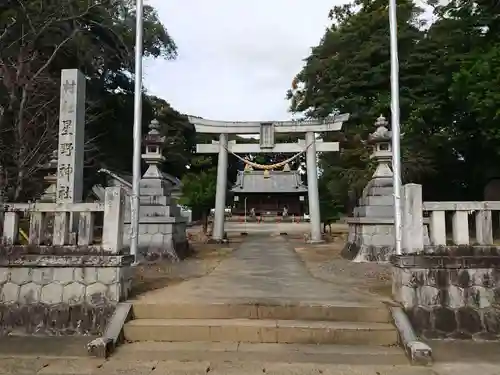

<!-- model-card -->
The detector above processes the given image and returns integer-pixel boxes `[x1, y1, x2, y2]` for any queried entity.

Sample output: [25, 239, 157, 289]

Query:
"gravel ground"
[290, 233, 393, 300]
[130, 240, 235, 298]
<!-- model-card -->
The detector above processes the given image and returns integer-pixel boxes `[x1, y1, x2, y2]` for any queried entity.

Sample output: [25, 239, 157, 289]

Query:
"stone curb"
[87, 302, 132, 358]
[389, 306, 433, 366]
[0, 254, 134, 267]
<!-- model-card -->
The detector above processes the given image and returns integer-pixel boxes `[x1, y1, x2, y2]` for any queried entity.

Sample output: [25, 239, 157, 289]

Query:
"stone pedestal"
[343, 181, 402, 262]
[122, 179, 188, 262]
[122, 119, 188, 262]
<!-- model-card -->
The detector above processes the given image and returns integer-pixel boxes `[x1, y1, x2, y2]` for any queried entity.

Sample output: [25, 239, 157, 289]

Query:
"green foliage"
[0, 0, 177, 201]
[179, 157, 218, 231]
[289, 0, 500, 210]
[178, 157, 217, 213]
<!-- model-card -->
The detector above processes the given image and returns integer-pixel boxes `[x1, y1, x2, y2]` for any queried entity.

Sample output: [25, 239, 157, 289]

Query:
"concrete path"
[134, 235, 381, 305]
[1, 357, 500, 375]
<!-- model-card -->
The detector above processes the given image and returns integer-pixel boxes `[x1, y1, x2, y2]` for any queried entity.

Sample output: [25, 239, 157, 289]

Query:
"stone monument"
[342, 115, 429, 262]
[56, 69, 85, 231]
[122, 119, 189, 261]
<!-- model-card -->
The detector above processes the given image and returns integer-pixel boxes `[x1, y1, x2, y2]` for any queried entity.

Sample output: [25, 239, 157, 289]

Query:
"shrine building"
[231, 164, 308, 217]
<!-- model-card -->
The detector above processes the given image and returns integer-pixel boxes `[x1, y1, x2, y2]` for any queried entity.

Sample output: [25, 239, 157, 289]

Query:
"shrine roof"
[231, 170, 308, 194]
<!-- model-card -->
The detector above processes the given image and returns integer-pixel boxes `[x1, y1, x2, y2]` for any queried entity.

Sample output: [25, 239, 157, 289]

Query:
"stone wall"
[123, 219, 190, 262]
[392, 251, 500, 340]
[0, 252, 133, 336]
[343, 219, 396, 262]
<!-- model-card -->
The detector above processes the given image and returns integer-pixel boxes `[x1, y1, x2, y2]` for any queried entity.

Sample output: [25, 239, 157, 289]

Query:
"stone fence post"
[402, 183, 424, 253]
[102, 186, 126, 253]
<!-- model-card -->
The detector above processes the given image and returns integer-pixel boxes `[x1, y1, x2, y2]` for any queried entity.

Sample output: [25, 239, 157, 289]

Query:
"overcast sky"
[143, 0, 345, 121]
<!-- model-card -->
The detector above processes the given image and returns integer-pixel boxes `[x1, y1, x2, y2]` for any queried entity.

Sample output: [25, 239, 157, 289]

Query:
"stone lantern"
[39, 150, 58, 202]
[367, 115, 393, 180]
[142, 119, 166, 179]
[121, 118, 189, 262]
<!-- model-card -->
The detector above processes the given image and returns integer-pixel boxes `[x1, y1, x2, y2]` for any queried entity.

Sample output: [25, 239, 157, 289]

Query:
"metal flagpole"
[130, 0, 144, 263]
[389, 0, 403, 255]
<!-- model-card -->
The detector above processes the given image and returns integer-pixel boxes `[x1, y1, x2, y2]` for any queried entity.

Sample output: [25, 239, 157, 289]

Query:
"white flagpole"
[389, 0, 403, 255]
[131, 0, 144, 263]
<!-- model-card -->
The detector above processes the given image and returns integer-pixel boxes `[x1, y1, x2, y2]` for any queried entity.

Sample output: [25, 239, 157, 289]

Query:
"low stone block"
[40, 283, 63, 304]
[1, 282, 20, 303]
[354, 206, 394, 218]
[417, 286, 439, 306]
[457, 307, 482, 335]
[446, 285, 465, 308]
[86, 282, 110, 305]
[434, 307, 457, 333]
[78, 267, 98, 285]
[97, 268, 118, 284]
[87, 337, 113, 358]
[53, 268, 75, 285]
[409, 307, 432, 333]
[407, 341, 433, 366]
[32, 268, 54, 285]
[63, 282, 86, 304]
[19, 282, 42, 303]
[10, 268, 32, 285]
[0, 268, 10, 284]
[483, 308, 500, 334]
[358, 195, 394, 206]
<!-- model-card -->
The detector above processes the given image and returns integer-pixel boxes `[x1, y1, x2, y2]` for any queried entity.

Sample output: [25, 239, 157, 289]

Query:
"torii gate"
[189, 114, 350, 243]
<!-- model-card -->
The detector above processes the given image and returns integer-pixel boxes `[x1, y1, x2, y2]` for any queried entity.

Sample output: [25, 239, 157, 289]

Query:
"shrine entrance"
[188, 115, 349, 243]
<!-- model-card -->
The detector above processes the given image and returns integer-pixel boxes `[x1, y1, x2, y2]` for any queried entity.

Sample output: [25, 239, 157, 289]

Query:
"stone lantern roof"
[142, 119, 165, 179]
[368, 115, 393, 179]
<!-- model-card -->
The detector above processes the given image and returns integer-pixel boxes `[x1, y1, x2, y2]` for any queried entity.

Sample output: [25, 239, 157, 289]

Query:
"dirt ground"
[290, 231, 393, 300]
[130, 235, 243, 298]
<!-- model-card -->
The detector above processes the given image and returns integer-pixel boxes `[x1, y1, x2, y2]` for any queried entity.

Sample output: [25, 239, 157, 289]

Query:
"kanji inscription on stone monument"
[56, 69, 85, 205]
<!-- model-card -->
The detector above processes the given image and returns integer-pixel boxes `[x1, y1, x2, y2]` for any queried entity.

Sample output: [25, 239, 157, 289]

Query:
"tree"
[288, 0, 431, 213]
[178, 157, 217, 233]
[286, 0, 500, 209]
[0, 0, 177, 201]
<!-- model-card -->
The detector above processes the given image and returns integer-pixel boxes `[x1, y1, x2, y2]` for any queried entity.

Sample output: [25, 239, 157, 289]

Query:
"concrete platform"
[0, 336, 94, 358]
[131, 301, 392, 322]
[124, 318, 398, 345]
[113, 341, 408, 365]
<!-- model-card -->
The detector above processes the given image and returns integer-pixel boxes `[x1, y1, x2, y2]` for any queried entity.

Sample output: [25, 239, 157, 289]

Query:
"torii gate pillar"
[213, 133, 228, 241]
[305, 131, 322, 242]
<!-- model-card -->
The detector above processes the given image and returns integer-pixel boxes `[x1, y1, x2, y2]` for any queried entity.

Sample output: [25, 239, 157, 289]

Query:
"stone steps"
[131, 302, 392, 323]
[113, 341, 408, 365]
[123, 318, 398, 345]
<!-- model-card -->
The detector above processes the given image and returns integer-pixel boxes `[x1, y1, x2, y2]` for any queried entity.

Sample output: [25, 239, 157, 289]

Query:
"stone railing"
[2, 186, 125, 252]
[0, 187, 133, 336]
[392, 184, 500, 341]
[423, 201, 500, 246]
